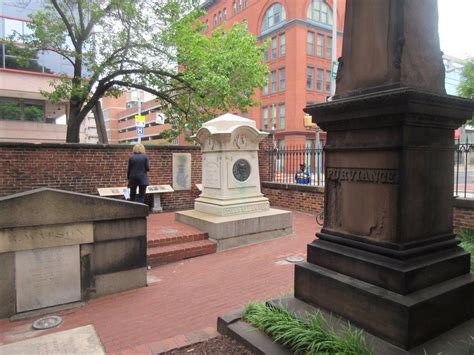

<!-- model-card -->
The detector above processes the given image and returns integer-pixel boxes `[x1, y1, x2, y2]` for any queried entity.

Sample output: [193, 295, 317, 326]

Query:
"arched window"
[261, 3, 286, 33]
[307, 0, 333, 26]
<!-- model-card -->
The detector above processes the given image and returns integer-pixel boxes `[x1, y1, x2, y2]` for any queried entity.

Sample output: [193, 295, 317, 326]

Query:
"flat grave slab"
[0, 325, 105, 355]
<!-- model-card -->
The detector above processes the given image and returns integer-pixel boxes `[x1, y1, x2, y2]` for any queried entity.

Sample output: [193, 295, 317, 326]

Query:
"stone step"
[147, 232, 208, 248]
[147, 239, 217, 267]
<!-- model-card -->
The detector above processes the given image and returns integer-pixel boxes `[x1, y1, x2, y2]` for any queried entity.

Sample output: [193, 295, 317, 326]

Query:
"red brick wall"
[262, 182, 324, 215]
[0, 142, 202, 211]
[453, 199, 474, 232]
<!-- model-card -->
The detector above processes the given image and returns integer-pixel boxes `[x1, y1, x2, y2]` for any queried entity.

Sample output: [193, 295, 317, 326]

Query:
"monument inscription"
[0, 222, 93, 253]
[15, 244, 81, 312]
[326, 167, 400, 184]
[202, 156, 221, 188]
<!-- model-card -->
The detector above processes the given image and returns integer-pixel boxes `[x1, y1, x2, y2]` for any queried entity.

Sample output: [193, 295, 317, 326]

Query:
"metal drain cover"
[286, 256, 304, 263]
[32, 316, 63, 330]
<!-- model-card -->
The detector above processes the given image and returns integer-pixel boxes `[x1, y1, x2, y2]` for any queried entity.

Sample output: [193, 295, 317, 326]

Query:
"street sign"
[156, 113, 165, 125]
[136, 127, 144, 136]
[135, 115, 145, 127]
[331, 60, 338, 78]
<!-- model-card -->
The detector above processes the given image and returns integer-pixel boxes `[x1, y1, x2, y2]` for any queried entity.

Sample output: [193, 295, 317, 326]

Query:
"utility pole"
[330, 0, 338, 98]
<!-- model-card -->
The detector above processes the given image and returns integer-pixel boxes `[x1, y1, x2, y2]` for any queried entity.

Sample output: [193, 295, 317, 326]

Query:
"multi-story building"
[103, 91, 181, 145]
[0, 0, 96, 143]
[202, 0, 345, 148]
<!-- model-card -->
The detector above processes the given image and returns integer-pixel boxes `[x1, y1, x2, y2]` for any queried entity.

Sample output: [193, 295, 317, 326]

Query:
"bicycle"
[316, 211, 324, 226]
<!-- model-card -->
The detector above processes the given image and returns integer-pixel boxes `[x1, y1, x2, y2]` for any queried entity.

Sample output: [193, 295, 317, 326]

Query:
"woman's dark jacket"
[127, 153, 150, 186]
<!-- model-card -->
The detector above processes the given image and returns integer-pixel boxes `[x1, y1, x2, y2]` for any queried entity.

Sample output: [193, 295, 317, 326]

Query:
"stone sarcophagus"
[0, 188, 148, 318]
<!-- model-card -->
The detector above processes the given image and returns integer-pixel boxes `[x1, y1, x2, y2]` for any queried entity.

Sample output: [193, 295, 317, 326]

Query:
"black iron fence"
[455, 142, 474, 198]
[266, 146, 325, 187]
[265, 143, 474, 198]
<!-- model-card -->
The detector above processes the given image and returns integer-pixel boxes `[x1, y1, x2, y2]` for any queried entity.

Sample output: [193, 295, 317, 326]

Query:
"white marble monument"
[176, 113, 292, 250]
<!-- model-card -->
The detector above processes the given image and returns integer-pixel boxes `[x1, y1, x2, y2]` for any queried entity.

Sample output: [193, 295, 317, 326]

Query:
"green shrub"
[243, 302, 372, 355]
[458, 229, 474, 272]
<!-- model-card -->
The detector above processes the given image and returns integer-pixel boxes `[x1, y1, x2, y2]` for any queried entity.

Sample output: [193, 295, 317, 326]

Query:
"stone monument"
[0, 188, 148, 318]
[295, 0, 474, 350]
[176, 113, 292, 250]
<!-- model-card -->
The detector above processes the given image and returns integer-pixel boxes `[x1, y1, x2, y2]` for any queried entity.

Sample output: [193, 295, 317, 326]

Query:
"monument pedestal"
[296, 89, 474, 350]
[176, 113, 292, 250]
[176, 208, 292, 251]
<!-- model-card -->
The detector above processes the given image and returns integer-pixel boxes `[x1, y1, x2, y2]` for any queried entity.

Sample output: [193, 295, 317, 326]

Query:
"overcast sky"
[438, 0, 474, 59]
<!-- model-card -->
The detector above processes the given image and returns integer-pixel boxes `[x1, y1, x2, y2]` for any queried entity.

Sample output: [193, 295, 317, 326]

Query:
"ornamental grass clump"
[458, 228, 474, 272]
[243, 302, 372, 355]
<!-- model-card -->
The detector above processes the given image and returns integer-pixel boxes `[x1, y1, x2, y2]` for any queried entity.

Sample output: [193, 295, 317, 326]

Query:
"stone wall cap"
[0, 188, 148, 229]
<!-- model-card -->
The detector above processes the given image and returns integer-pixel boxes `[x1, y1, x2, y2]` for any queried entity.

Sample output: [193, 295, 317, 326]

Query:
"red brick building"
[201, 0, 345, 148]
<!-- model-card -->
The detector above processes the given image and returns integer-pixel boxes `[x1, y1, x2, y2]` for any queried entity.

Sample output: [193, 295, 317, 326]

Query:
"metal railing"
[455, 142, 474, 198]
[266, 146, 325, 187]
[265, 143, 474, 198]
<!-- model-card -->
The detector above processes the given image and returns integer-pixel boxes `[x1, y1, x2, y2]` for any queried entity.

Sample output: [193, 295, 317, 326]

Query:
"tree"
[458, 59, 474, 124]
[458, 59, 474, 99]
[13, 0, 267, 143]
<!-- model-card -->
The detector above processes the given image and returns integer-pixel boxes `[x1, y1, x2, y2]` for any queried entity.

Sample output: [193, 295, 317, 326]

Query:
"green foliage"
[13, 0, 267, 142]
[458, 60, 474, 99]
[457, 228, 474, 272]
[243, 302, 372, 355]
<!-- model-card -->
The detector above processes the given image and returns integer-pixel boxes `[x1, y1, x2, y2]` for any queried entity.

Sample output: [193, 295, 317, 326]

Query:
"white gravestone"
[15, 244, 81, 312]
[173, 153, 192, 191]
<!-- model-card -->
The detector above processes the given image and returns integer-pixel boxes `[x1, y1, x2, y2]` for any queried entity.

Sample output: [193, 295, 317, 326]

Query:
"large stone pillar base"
[176, 208, 292, 251]
[295, 247, 474, 350]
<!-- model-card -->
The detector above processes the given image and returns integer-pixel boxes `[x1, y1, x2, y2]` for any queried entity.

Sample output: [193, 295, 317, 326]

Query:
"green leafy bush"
[458, 229, 474, 272]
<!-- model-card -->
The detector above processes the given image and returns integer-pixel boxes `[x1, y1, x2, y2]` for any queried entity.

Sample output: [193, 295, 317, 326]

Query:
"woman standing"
[127, 144, 150, 203]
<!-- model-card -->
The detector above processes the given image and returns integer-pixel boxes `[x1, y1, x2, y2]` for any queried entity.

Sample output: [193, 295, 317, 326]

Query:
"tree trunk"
[66, 105, 83, 143]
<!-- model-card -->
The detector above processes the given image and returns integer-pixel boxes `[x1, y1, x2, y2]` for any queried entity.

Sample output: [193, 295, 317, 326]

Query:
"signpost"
[135, 115, 145, 142]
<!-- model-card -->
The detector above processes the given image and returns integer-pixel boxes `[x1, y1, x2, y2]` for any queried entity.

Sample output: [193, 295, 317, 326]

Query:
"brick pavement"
[0, 210, 318, 354]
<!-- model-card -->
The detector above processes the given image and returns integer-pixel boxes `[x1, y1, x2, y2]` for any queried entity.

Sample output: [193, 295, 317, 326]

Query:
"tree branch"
[50, 0, 78, 49]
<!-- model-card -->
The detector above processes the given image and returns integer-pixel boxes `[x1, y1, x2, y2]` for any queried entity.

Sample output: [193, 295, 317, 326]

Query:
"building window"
[307, 0, 333, 26]
[262, 106, 268, 129]
[307, 67, 314, 89]
[218, 11, 222, 24]
[317, 34, 324, 57]
[244, 0, 248, 9]
[326, 70, 332, 92]
[270, 70, 277, 93]
[317, 68, 324, 91]
[0, 97, 45, 122]
[263, 74, 269, 95]
[279, 33, 286, 56]
[279, 103, 285, 129]
[271, 37, 277, 59]
[261, 3, 286, 33]
[326, 36, 332, 59]
[238, 0, 242, 12]
[307, 31, 314, 55]
[223, 8, 227, 20]
[213, 14, 217, 27]
[232, 1, 236, 16]
[279, 68, 285, 91]
[270, 104, 277, 129]
[263, 46, 269, 62]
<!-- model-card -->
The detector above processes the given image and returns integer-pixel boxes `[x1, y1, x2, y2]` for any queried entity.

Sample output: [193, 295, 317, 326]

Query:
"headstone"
[0, 325, 105, 355]
[176, 113, 292, 250]
[0, 188, 148, 318]
[173, 153, 191, 191]
[297, 0, 474, 350]
[15, 245, 80, 312]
